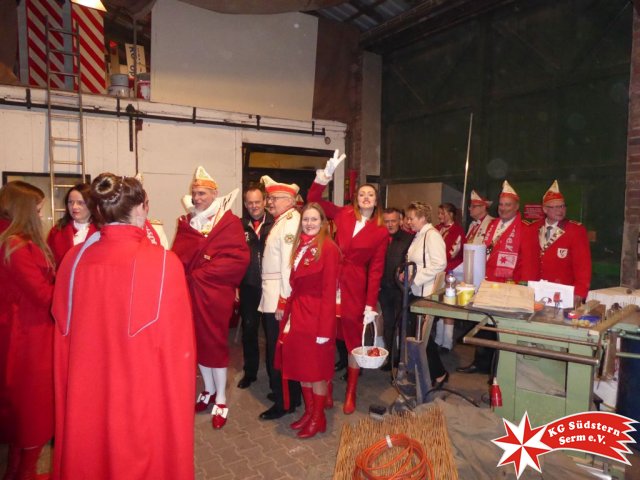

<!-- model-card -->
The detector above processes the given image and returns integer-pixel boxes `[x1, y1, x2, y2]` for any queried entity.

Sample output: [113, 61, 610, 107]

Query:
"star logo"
[492, 412, 552, 478]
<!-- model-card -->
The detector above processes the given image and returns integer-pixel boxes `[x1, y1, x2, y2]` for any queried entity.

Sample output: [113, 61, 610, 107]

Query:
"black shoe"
[259, 404, 294, 420]
[456, 364, 479, 374]
[237, 375, 256, 389]
[334, 360, 347, 372]
[266, 392, 275, 402]
[433, 371, 449, 389]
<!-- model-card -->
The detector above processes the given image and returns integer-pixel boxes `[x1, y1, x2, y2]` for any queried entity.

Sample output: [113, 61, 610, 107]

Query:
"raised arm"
[307, 150, 346, 220]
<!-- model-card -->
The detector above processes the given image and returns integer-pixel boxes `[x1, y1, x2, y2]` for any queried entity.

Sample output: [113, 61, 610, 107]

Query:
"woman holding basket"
[276, 203, 340, 438]
[307, 151, 388, 414]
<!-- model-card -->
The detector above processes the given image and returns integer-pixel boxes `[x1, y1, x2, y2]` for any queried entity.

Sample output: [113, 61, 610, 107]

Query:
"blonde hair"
[0, 181, 53, 266]
[290, 203, 332, 266]
[406, 201, 432, 224]
[352, 183, 384, 227]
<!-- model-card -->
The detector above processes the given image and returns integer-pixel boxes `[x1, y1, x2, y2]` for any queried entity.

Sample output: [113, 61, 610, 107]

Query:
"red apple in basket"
[368, 347, 381, 357]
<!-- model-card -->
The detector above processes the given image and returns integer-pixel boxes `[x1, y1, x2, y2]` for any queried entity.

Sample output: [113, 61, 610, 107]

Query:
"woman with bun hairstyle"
[47, 183, 98, 267]
[0, 181, 55, 480]
[276, 203, 340, 438]
[51, 173, 196, 480]
[307, 151, 388, 415]
[434, 202, 465, 352]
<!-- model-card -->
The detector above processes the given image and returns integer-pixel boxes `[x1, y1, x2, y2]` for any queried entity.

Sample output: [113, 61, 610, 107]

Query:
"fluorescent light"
[70, 0, 107, 12]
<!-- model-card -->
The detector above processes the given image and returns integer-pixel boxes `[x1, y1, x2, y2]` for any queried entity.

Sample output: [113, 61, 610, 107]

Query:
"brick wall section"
[622, 6, 640, 287]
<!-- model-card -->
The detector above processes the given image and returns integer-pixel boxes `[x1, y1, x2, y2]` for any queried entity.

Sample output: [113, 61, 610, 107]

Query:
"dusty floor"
[1, 326, 638, 479]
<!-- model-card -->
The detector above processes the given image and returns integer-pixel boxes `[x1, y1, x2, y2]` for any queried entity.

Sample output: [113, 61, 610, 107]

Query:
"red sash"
[484, 215, 522, 280]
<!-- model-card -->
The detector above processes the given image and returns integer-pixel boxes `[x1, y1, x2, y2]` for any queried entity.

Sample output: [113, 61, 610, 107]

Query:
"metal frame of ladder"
[45, 16, 87, 228]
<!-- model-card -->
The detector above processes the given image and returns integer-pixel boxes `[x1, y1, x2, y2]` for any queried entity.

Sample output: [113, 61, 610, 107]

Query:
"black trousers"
[263, 312, 301, 409]
[408, 295, 446, 382]
[379, 286, 403, 365]
[472, 329, 496, 373]
[239, 284, 264, 379]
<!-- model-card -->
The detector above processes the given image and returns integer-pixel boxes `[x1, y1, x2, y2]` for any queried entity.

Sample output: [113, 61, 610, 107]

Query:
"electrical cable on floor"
[353, 433, 434, 480]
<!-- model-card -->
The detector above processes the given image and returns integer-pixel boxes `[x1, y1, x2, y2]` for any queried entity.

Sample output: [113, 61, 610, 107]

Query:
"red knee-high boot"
[290, 386, 314, 430]
[343, 367, 359, 415]
[2, 445, 21, 480]
[297, 393, 327, 439]
[17, 445, 48, 480]
[325, 381, 333, 409]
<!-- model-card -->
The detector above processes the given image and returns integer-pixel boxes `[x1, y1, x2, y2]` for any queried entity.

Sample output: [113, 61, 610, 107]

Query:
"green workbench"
[410, 297, 602, 426]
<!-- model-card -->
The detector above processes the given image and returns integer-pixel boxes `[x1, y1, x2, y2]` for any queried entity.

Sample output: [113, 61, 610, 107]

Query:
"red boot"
[297, 393, 326, 439]
[290, 386, 314, 430]
[2, 445, 21, 480]
[343, 367, 359, 415]
[325, 381, 334, 409]
[17, 446, 49, 480]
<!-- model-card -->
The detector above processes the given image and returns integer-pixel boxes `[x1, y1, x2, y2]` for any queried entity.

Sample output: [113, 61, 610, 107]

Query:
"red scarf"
[484, 214, 522, 280]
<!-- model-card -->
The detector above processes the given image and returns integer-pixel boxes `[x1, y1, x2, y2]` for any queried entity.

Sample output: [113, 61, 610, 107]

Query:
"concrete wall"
[151, 0, 318, 121]
[0, 85, 345, 244]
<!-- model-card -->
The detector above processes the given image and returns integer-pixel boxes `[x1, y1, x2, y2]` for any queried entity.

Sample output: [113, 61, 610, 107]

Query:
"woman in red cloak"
[276, 203, 340, 438]
[307, 151, 388, 414]
[51, 173, 196, 480]
[0, 181, 55, 480]
[46, 183, 98, 267]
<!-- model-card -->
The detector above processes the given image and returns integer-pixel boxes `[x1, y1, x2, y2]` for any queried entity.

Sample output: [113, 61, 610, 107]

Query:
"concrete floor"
[1, 326, 639, 479]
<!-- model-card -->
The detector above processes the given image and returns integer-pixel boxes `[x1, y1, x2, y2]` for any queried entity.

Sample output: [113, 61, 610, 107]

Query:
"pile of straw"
[334, 404, 458, 479]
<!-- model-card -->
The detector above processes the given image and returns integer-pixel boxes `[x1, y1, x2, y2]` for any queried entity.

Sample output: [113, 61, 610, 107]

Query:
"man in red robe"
[465, 190, 494, 244]
[458, 180, 538, 375]
[172, 166, 249, 429]
[531, 180, 591, 302]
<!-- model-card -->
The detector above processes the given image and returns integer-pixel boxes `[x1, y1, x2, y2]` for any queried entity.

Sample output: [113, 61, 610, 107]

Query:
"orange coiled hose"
[352, 433, 434, 479]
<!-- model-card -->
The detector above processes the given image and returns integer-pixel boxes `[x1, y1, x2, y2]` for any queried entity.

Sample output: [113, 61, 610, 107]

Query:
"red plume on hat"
[499, 180, 519, 201]
[260, 175, 299, 197]
[543, 180, 564, 205]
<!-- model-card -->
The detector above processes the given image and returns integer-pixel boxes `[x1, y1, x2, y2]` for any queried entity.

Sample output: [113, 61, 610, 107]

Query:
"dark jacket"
[241, 212, 274, 287]
[381, 229, 414, 289]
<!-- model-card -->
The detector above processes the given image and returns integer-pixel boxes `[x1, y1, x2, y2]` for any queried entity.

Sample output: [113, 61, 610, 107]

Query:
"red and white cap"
[191, 166, 218, 190]
[260, 175, 299, 197]
[500, 180, 519, 201]
[470, 189, 492, 207]
[543, 180, 564, 205]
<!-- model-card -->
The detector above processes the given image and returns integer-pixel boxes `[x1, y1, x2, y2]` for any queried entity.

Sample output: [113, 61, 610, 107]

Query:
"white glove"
[324, 149, 346, 178]
[363, 306, 378, 325]
[316, 337, 330, 344]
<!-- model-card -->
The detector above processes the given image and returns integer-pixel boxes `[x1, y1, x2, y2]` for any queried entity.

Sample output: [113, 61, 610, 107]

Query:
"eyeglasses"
[545, 205, 566, 210]
[266, 196, 289, 202]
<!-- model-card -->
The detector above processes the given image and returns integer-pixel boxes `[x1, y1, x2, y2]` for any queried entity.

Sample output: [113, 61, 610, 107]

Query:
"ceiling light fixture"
[70, 0, 107, 12]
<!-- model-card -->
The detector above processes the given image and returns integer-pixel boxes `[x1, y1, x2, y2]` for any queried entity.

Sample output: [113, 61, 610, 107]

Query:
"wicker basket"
[352, 322, 388, 369]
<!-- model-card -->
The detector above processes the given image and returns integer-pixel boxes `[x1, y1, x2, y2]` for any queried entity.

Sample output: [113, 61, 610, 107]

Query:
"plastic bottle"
[444, 271, 456, 305]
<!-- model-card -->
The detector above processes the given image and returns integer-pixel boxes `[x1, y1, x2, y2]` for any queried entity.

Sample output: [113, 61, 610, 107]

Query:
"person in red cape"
[275, 203, 340, 438]
[0, 181, 55, 480]
[172, 166, 249, 429]
[531, 180, 591, 302]
[307, 150, 389, 415]
[434, 202, 466, 352]
[481, 181, 539, 283]
[51, 173, 195, 480]
[46, 183, 98, 267]
[458, 180, 539, 375]
[465, 190, 494, 244]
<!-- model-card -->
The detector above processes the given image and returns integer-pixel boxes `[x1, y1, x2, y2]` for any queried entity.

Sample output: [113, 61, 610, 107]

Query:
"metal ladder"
[44, 16, 87, 228]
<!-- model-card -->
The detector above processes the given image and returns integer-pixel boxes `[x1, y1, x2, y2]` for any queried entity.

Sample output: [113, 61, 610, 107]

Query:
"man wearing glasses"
[533, 180, 591, 303]
[465, 190, 494, 244]
[257, 176, 302, 420]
